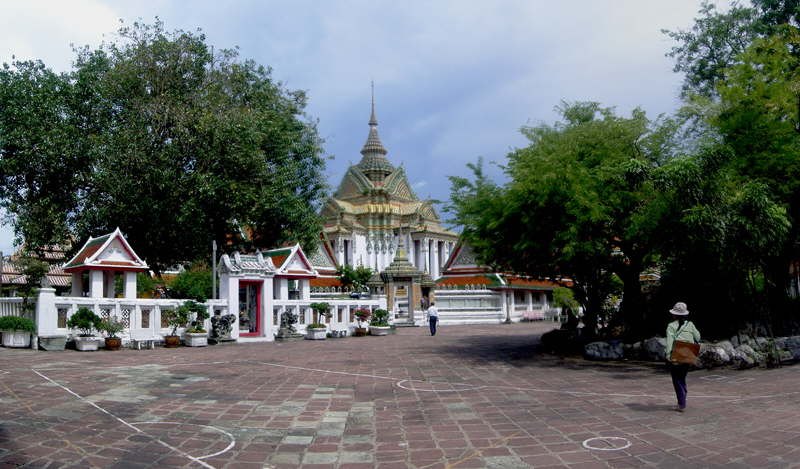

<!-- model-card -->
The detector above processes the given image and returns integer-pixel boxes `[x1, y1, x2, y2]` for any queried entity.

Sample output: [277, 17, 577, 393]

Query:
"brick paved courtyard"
[2, 322, 800, 469]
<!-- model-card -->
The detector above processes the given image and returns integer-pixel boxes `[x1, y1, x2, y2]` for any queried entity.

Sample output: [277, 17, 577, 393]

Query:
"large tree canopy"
[0, 21, 326, 273]
[448, 103, 677, 336]
[448, 102, 789, 339]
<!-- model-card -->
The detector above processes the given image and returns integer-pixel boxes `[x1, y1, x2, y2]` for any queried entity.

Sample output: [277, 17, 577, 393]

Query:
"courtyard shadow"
[431, 331, 667, 377]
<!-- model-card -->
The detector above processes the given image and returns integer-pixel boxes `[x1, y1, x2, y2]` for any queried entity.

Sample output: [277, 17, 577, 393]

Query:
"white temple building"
[318, 92, 458, 278]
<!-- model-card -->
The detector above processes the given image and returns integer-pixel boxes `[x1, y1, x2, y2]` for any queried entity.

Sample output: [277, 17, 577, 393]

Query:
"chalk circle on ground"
[396, 379, 484, 392]
[582, 437, 631, 451]
[131, 421, 235, 460]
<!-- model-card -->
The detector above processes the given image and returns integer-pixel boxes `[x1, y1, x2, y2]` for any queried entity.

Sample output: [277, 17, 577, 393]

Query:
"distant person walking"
[427, 302, 439, 336]
[665, 302, 701, 412]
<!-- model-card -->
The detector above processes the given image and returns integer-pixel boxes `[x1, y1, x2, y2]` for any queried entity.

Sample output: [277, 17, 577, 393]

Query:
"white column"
[89, 270, 104, 298]
[422, 239, 430, 273]
[542, 292, 549, 312]
[277, 278, 289, 299]
[104, 272, 115, 298]
[526, 291, 533, 311]
[35, 287, 58, 338]
[219, 275, 240, 339]
[335, 239, 344, 266]
[263, 277, 275, 341]
[434, 241, 442, 278]
[301, 279, 310, 300]
[123, 271, 137, 299]
[71, 273, 83, 297]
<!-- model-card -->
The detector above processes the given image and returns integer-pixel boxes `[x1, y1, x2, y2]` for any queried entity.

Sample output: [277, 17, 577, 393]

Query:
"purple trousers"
[670, 363, 689, 408]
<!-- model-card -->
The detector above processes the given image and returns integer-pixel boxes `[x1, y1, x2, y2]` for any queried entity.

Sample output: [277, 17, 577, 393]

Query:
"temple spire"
[357, 83, 393, 177]
[369, 81, 377, 126]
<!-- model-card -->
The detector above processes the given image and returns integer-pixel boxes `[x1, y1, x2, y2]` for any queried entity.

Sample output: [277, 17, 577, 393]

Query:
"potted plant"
[306, 302, 331, 340]
[162, 306, 191, 347]
[98, 317, 125, 351]
[66, 307, 102, 351]
[183, 300, 210, 347]
[0, 315, 35, 348]
[369, 309, 391, 336]
[353, 308, 371, 337]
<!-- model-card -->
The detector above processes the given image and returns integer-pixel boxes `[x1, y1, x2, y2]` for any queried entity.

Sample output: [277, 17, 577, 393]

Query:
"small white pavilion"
[62, 228, 149, 298]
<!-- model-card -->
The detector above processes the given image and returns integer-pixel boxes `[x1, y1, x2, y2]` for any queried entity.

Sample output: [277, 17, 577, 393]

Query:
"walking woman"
[665, 302, 701, 412]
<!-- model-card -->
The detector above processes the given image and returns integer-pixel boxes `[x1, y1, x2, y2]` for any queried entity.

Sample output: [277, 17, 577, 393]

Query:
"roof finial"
[369, 81, 377, 126]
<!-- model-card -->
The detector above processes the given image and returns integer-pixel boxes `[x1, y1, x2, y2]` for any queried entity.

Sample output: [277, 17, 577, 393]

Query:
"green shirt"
[666, 320, 701, 357]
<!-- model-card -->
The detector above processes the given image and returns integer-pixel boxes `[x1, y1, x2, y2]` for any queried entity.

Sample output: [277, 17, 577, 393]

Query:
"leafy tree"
[449, 103, 677, 337]
[336, 264, 373, 292]
[0, 20, 326, 273]
[169, 263, 211, 302]
[663, 0, 800, 98]
[15, 254, 49, 315]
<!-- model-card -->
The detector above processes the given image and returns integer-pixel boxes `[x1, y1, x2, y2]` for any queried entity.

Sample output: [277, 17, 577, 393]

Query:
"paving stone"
[2, 323, 799, 468]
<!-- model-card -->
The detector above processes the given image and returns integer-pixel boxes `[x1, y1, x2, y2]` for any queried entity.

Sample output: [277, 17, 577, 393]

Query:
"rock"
[730, 349, 755, 369]
[642, 337, 666, 361]
[584, 341, 624, 360]
[778, 336, 800, 359]
[697, 345, 729, 368]
[736, 344, 764, 366]
[715, 340, 735, 357]
[754, 337, 769, 351]
[622, 342, 642, 359]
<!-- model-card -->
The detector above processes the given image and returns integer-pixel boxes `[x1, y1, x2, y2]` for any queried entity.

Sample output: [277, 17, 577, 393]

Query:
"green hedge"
[0, 315, 35, 332]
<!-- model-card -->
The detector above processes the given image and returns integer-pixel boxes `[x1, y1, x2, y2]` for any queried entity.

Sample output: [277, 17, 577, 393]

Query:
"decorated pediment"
[264, 244, 318, 278]
[334, 167, 372, 200]
[383, 168, 418, 202]
[63, 228, 148, 272]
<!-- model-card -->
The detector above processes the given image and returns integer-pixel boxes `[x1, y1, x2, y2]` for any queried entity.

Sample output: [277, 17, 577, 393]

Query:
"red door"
[238, 281, 262, 336]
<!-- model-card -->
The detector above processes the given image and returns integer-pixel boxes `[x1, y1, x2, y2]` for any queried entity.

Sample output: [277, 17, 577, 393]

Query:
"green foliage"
[370, 309, 390, 327]
[97, 317, 125, 338]
[448, 103, 674, 336]
[169, 265, 211, 302]
[309, 302, 331, 325]
[552, 288, 579, 314]
[67, 307, 101, 337]
[15, 254, 49, 313]
[335, 265, 373, 292]
[136, 272, 159, 298]
[0, 315, 35, 332]
[307, 323, 327, 329]
[662, 0, 800, 98]
[0, 20, 326, 273]
[172, 300, 208, 334]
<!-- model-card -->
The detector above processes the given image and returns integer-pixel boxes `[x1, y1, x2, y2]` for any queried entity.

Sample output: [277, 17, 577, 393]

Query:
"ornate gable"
[265, 244, 318, 278]
[63, 228, 149, 272]
[334, 167, 372, 200]
[383, 168, 418, 202]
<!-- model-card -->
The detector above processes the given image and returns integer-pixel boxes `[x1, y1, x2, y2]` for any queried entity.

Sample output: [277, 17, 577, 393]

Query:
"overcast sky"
[0, 0, 724, 255]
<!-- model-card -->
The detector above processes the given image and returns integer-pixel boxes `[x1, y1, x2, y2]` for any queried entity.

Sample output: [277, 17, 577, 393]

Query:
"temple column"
[71, 273, 83, 297]
[89, 270, 103, 298]
[123, 271, 137, 299]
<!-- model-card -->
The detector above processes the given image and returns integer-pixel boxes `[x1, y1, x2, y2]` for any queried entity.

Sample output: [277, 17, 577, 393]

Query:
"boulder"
[642, 337, 666, 361]
[584, 341, 624, 361]
[715, 340, 735, 357]
[730, 349, 755, 369]
[736, 344, 764, 366]
[777, 336, 800, 360]
[754, 337, 769, 351]
[622, 341, 642, 359]
[697, 345, 730, 368]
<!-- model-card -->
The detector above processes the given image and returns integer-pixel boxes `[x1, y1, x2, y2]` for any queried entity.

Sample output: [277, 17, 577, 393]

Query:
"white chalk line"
[32, 369, 218, 469]
[582, 437, 632, 451]
[396, 379, 485, 392]
[130, 421, 235, 460]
